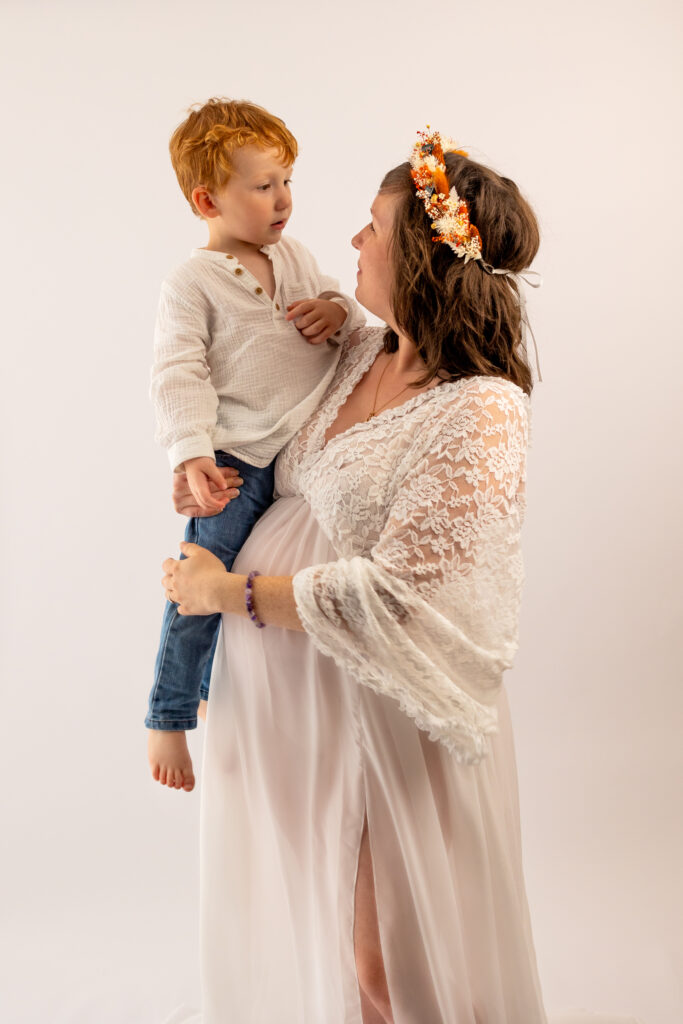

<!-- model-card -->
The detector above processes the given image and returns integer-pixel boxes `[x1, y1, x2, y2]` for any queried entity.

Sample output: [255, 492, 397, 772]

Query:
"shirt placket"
[222, 250, 284, 318]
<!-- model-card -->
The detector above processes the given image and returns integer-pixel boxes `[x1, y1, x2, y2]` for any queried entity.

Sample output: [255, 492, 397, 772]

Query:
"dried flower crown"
[410, 127, 483, 263]
[410, 126, 544, 381]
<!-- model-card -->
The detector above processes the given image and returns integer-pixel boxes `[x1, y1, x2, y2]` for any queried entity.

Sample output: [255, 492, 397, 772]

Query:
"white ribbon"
[483, 265, 543, 382]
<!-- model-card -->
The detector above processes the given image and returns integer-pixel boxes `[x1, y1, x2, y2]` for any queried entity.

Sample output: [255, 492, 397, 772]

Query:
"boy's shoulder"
[158, 250, 233, 311]
[273, 234, 318, 271]
[161, 251, 213, 291]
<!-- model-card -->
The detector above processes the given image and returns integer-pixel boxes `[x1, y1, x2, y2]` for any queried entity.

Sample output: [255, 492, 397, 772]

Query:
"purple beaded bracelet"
[245, 570, 266, 629]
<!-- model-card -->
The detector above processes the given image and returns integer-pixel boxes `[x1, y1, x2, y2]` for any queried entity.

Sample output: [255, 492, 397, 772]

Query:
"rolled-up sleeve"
[150, 283, 219, 470]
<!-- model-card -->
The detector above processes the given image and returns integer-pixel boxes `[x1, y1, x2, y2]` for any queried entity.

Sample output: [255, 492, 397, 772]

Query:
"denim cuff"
[144, 715, 198, 731]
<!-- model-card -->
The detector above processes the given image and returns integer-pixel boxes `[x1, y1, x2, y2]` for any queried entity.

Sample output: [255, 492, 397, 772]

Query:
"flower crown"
[410, 127, 483, 263]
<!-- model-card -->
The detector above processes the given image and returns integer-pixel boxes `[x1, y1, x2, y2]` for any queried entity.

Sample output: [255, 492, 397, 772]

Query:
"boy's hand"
[285, 299, 347, 345]
[173, 466, 242, 517]
[182, 457, 236, 513]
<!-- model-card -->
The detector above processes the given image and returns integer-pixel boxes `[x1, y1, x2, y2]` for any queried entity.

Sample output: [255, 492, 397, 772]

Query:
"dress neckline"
[319, 330, 455, 453]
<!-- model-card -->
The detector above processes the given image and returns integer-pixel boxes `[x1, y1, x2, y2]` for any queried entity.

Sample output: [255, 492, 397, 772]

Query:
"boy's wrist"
[185, 455, 216, 470]
[319, 294, 349, 337]
[320, 294, 348, 317]
[168, 435, 216, 473]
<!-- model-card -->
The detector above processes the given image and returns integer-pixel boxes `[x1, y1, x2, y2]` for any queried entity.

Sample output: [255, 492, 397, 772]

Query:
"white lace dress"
[196, 327, 547, 1023]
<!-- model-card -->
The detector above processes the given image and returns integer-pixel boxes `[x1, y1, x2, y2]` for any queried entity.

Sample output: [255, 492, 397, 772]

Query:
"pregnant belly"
[233, 494, 338, 577]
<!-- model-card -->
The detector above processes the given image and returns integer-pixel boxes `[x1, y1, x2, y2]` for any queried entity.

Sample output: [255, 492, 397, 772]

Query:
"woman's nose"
[351, 230, 362, 250]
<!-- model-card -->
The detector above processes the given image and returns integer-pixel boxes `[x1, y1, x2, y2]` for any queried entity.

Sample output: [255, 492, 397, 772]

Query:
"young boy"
[146, 98, 364, 792]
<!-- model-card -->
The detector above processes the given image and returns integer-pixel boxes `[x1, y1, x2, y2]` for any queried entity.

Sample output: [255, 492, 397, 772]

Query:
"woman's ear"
[191, 185, 220, 219]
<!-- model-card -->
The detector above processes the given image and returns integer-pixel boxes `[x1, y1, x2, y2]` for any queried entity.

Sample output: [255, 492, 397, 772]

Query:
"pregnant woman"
[163, 130, 547, 1023]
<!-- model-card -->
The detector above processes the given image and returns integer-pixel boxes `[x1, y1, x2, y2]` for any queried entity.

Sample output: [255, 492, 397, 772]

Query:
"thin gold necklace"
[367, 354, 415, 421]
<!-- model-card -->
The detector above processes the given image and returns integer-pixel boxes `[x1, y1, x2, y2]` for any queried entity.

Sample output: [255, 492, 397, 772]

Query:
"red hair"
[169, 97, 298, 216]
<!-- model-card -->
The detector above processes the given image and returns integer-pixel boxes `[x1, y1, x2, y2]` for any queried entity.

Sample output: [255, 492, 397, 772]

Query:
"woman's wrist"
[217, 572, 248, 616]
[218, 571, 304, 632]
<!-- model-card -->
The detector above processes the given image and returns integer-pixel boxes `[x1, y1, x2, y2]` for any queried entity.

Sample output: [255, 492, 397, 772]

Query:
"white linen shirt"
[151, 236, 365, 470]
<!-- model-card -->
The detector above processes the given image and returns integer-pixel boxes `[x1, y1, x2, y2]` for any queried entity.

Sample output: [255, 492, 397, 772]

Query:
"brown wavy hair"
[169, 97, 298, 216]
[379, 152, 540, 395]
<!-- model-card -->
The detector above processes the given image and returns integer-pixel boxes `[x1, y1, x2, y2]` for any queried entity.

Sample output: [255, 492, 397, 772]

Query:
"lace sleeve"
[292, 381, 529, 763]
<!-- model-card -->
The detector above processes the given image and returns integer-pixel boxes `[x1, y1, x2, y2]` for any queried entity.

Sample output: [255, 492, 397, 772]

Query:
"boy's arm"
[150, 281, 220, 472]
[286, 239, 366, 344]
[316, 290, 365, 341]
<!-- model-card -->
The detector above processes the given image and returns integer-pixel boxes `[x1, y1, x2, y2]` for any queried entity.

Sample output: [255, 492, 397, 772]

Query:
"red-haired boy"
[146, 98, 364, 791]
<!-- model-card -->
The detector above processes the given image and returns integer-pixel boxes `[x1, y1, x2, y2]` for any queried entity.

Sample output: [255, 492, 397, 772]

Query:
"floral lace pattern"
[279, 327, 529, 763]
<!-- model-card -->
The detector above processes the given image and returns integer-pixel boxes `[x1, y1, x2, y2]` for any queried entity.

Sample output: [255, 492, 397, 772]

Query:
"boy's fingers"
[196, 478, 225, 510]
[285, 300, 316, 321]
[293, 308, 321, 327]
[189, 481, 205, 503]
[206, 464, 229, 489]
[302, 318, 327, 337]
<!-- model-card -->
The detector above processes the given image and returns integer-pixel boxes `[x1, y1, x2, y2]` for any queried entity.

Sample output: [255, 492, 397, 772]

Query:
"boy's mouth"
[271, 219, 287, 230]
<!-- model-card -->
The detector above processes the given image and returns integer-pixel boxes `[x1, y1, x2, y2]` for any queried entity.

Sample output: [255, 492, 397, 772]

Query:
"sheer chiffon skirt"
[198, 495, 547, 1024]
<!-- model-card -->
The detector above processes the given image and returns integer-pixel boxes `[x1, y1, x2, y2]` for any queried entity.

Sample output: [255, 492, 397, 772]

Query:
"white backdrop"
[1, 1, 681, 1022]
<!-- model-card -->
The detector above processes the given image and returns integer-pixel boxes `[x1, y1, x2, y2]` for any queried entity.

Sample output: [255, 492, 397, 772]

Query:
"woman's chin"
[354, 285, 383, 322]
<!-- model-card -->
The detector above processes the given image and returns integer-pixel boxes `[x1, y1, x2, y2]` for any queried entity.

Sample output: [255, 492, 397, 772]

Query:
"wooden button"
[255, 286, 263, 294]
[275, 302, 280, 310]
[234, 267, 243, 275]
[225, 254, 234, 260]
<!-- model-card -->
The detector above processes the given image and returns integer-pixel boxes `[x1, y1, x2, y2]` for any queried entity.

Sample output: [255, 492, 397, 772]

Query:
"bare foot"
[147, 730, 195, 792]
[198, 699, 208, 722]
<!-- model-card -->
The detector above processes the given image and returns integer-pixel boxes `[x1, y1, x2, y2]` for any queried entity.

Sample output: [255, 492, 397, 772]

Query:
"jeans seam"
[148, 603, 179, 713]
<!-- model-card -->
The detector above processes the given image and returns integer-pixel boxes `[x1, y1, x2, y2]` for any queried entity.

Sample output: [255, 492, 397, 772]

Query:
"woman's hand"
[173, 466, 243, 518]
[162, 542, 229, 615]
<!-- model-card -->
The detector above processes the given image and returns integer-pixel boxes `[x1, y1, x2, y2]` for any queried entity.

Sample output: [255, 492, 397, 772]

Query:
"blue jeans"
[145, 452, 276, 731]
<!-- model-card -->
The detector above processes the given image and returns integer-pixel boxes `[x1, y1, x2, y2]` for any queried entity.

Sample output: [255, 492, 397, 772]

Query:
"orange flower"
[432, 167, 450, 197]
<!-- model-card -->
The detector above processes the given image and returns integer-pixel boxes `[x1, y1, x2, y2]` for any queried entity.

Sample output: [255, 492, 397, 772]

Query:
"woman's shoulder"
[421, 375, 529, 451]
[437, 374, 529, 417]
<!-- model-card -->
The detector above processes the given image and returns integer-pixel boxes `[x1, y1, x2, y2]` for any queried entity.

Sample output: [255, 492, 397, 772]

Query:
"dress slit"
[353, 811, 395, 1024]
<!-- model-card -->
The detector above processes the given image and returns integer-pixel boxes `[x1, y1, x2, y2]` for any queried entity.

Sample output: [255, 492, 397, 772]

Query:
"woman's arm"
[290, 382, 529, 762]
[162, 542, 304, 631]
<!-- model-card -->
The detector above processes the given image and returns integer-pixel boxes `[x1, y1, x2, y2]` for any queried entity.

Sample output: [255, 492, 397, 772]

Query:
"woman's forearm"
[218, 572, 305, 632]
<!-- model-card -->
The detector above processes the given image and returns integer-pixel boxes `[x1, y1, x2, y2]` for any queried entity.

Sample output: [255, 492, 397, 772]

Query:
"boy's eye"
[258, 184, 271, 191]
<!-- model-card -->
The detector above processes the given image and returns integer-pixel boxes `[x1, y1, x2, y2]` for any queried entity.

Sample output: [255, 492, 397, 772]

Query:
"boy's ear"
[191, 185, 220, 219]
